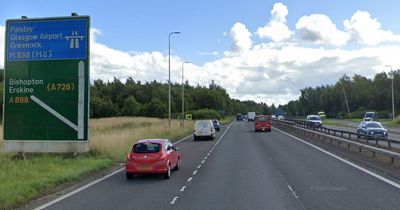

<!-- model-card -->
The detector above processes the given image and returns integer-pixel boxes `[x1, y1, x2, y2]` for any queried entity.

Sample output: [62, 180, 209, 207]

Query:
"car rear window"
[133, 143, 161, 153]
[256, 116, 269, 122]
[196, 121, 210, 128]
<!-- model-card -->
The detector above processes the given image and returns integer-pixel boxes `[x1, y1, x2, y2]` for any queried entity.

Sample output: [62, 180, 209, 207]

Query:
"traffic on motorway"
[35, 119, 400, 210]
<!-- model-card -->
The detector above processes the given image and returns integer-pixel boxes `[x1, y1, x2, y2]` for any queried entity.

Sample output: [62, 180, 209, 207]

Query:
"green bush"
[377, 111, 389, 119]
[192, 109, 221, 119]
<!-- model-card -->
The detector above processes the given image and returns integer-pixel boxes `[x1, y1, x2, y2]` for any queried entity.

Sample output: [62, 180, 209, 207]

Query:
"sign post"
[3, 16, 90, 153]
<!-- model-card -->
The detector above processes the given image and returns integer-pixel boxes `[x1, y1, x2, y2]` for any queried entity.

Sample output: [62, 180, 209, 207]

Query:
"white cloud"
[344, 11, 400, 45]
[88, 26, 400, 105]
[229, 22, 252, 53]
[198, 51, 219, 56]
[0, 25, 4, 68]
[257, 2, 293, 42]
[296, 14, 350, 46]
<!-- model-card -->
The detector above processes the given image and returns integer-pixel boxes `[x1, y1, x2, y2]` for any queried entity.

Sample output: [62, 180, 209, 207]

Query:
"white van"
[194, 120, 216, 141]
[247, 112, 256, 121]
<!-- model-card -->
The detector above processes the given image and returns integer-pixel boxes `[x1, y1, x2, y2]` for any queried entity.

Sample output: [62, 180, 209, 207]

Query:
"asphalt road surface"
[37, 121, 400, 210]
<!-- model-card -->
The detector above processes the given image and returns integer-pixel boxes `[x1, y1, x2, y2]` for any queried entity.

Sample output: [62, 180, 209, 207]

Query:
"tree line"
[282, 70, 400, 119]
[90, 77, 270, 119]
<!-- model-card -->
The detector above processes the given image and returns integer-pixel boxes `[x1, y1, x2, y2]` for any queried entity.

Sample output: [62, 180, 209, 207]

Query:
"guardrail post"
[358, 147, 362, 153]
[387, 139, 391, 149]
[347, 143, 350, 149]
[390, 157, 394, 163]
[372, 151, 376, 158]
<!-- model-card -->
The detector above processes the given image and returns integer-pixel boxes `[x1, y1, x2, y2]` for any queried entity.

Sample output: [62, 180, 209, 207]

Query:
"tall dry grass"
[89, 117, 194, 161]
[0, 117, 194, 161]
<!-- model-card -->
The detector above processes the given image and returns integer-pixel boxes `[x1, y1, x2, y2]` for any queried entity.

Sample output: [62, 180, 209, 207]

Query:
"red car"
[254, 115, 272, 132]
[125, 139, 180, 179]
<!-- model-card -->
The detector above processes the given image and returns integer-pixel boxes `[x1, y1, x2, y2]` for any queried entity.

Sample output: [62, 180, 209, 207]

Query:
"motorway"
[37, 121, 400, 210]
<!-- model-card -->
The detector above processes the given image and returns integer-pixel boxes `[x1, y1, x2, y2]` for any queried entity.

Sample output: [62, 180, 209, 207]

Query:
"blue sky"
[2, 0, 400, 105]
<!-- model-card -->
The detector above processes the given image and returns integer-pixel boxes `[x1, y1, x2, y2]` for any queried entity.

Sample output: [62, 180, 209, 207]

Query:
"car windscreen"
[365, 113, 373, 118]
[366, 123, 382, 128]
[256, 117, 269, 122]
[308, 117, 320, 120]
[133, 143, 161, 153]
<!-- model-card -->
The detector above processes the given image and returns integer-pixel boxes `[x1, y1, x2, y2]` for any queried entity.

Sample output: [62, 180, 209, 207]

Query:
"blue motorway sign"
[6, 18, 88, 61]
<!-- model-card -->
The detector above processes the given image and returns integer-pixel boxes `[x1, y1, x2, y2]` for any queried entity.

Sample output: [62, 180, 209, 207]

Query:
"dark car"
[212, 119, 221, 131]
[236, 114, 243, 121]
[357, 121, 388, 139]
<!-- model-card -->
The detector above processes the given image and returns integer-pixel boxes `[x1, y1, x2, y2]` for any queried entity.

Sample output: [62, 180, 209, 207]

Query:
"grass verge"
[219, 116, 234, 125]
[0, 117, 194, 209]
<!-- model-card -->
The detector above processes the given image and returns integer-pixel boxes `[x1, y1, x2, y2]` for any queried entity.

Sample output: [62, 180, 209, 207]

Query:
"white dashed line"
[179, 186, 186, 192]
[204, 156, 208, 160]
[187, 177, 193, 182]
[193, 170, 198, 175]
[288, 185, 299, 199]
[170, 196, 179, 205]
[201, 160, 205, 164]
[197, 165, 202, 169]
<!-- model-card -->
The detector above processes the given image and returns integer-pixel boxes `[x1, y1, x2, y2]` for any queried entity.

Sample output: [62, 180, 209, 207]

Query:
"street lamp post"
[168, 32, 180, 127]
[385, 65, 395, 121]
[182, 62, 189, 127]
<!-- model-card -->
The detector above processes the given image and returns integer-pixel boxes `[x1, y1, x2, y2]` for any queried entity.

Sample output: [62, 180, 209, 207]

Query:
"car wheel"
[164, 164, 171, 179]
[194, 135, 197, 141]
[126, 172, 134, 180]
[173, 158, 180, 171]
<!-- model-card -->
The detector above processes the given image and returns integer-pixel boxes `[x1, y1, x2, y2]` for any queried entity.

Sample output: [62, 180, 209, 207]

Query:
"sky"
[2, 0, 400, 106]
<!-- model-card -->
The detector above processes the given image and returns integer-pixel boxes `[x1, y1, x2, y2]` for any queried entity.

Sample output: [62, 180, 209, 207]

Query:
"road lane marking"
[274, 128, 400, 190]
[168, 122, 234, 206]
[33, 167, 124, 210]
[170, 196, 179, 205]
[179, 186, 186, 192]
[34, 134, 193, 210]
[204, 156, 208, 160]
[288, 185, 299, 199]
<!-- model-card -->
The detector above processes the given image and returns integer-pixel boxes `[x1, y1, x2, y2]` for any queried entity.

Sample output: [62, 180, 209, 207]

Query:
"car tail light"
[127, 153, 134, 160]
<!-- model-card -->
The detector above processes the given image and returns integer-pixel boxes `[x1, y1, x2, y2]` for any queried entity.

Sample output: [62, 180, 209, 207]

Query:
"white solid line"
[274, 127, 400, 190]
[187, 177, 193, 182]
[35, 134, 192, 209]
[179, 186, 186, 192]
[30, 95, 78, 131]
[173, 134, 193, 145]
[288, 185, 299, 199]
[170, 196, 179, 205]
[197, 165, 202, 169]
[193, 170, 198, 175]
[34, 167, 124, 210]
